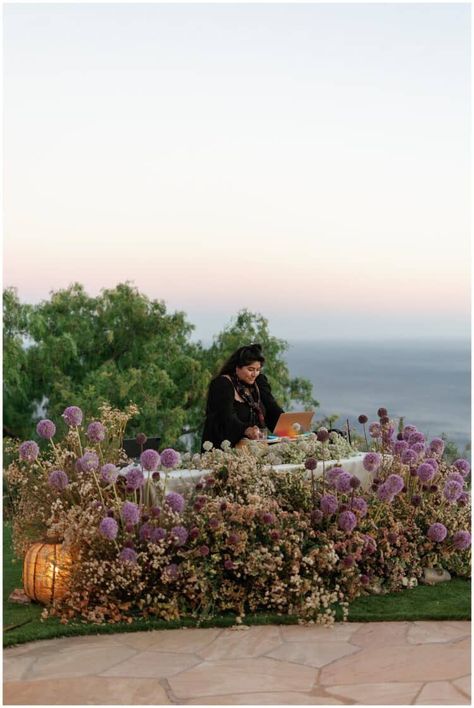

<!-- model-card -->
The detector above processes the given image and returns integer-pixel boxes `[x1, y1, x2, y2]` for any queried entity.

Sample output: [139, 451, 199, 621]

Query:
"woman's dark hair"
[218, 343, 265, 376]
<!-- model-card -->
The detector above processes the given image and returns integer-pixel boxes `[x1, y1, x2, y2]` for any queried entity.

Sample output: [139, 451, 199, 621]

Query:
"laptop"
[272, 411, 314, 438]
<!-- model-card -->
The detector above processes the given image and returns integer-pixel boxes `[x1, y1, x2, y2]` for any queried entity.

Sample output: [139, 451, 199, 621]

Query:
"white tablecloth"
[120, 453, 370, 495]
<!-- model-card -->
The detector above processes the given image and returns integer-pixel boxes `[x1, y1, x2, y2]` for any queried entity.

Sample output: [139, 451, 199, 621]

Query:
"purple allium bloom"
[443, 480, 463, 503]
[101, 463, 119, 484]
[458, 492, 470, 505]
[427, 523, 447, 542]
[358, 414, 368, 424]
[19, 440, 40, 462]
[140, 449, 161, 471]
[402, 425, 418, 441]
[150, 527, 166, 543]
[139, 523, 152, 541]
[160, 448, 181, 469]
[305, 457, 317, 471]
[151, 506, 161, 518]
[393, 440, 409, 456]
[385, 474, 404, 495]
[262, 512, 275, 525]
[447, 472, 465, 487]
[410, 442, 425, 456]
[424, 458, 439, 472]
[352, 497, 368, 517]
[453, 530, 471, 551]
[350, 476, 361, 489]
[338, 510, 357, 533]
[401, 449, 418, 466]
[224, 559, 235, 570]
[363, 535, 377, 554]
[208, 517, 220, 530]
[126, 466, 145, 490]
[36, 419, 56, 439]
[121, 501, 140, 525]
[189, 527, 200, 540]
[360, 574, 370, 585]
[376, 483, 394, 503]
[99, 517, 118, 540]
[164, 491, 185, 514]
[163, 563, 179, 581]
[342, 555, 354, 568]
[327, 467, 344, 486]
[119, 547, 138, 564]
[86, 421, 106, 443]
[320, 494, 338, 516]
[453, 459, 471, 477]
[429, 437, 445, 454]
[228, 532, 240, 545]
[408, 431, 425, 446]
[335, 472, 352, 493]
[62, 406, 83, 427]
[270, 529, 281, 541]
[76, 451, 100, 473]
[363, 452, 382, 473]
[416, 463, 436, 483]
[199, 545, 210, 556]
[170, 525, 188, 546]
[310, 509, 323, 524]
[388, 532, 398, 544]
[369, 422, 382, 438]
[48, 469, 69, 490]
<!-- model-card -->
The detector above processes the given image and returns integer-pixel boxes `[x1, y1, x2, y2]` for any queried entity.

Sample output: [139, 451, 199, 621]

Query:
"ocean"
[284, 339, 471, 453]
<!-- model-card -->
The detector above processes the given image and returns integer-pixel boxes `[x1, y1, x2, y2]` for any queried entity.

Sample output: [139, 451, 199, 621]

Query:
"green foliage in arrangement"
[3, 284, 317, 449]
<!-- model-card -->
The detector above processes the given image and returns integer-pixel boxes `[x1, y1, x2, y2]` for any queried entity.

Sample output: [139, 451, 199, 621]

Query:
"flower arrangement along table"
[5, 403, 470, 626]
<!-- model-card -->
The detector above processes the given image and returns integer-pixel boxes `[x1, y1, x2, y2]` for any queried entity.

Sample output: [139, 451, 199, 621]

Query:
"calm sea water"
[284, 339, 471, 452]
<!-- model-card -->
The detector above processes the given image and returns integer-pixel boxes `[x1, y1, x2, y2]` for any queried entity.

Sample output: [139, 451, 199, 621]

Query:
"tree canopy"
[3, 283, 318, 450]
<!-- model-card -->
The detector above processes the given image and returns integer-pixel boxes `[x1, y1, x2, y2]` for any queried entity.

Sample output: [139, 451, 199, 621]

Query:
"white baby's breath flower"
[221, 439, 231, 451]
[203, 441, 213, 451]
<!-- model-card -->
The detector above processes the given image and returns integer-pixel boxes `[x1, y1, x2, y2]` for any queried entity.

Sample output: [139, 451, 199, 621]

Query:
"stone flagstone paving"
[3, 621, 471, 705]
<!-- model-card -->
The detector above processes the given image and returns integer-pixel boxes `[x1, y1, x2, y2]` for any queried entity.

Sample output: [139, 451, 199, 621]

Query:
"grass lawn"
[3, 523, 471, 648]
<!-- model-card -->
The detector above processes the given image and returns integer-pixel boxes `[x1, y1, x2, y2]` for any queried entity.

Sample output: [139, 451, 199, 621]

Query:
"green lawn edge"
[3, 523, 471, 647]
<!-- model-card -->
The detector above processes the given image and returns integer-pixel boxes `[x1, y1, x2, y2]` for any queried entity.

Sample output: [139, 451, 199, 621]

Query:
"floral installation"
[4, 404, 471, 627]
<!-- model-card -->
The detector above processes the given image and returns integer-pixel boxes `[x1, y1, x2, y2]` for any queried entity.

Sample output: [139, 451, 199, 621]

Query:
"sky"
[3, 2, 471, 342]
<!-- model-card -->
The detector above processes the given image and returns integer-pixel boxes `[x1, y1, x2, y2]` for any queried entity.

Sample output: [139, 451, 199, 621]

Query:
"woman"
[201, 343, 284, 451]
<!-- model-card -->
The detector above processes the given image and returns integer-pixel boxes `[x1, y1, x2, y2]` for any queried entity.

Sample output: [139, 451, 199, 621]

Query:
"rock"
[9, 588, 31, 604]
[421, 567, 451, 585]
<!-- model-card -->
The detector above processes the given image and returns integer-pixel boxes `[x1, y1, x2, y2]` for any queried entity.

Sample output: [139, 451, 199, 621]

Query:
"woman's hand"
[244, 425, 261, 440]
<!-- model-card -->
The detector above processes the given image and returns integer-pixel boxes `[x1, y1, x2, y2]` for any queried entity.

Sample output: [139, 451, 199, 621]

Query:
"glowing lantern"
[23, 540, 72, 604]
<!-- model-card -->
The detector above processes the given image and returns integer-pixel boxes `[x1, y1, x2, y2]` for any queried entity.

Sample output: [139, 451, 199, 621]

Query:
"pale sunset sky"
[3, 2, 471, 342]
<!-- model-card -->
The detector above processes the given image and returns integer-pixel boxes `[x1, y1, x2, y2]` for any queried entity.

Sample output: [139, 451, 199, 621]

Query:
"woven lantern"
[23, 539, 73, 604]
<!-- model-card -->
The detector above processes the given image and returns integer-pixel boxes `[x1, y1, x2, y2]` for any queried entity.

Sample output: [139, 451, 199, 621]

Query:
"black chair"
[123, 437, 161, 459]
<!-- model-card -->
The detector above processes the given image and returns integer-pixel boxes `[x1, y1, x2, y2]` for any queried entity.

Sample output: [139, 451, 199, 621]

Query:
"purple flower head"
[342, 555, 354, 568]
[19, 441, 40, 463]
[170, 525, 188, 546]
[99, 517, 118, 540]
[376, 483, 394, 503]
[305, 457, 317, 471]
[429, 437, 445, 455]
[363, 452, 382, 474]
[139, 523, 152, 541]
[338, 510, 357, 533]
[335, 472, 353, 493]
[160, 448, 181, 469]
[101, 463, 119, 484]
[121, 501, 140, 525]
[408, 431, 425, 446]
[140, 449, 161, 471]
[453, 530, 471, 551]
[403, 425, 418, 441]
[48, 469, 69, 490]
[228, 532, 240, 545]
[453, 459, 471, 477]
[360, 574, 370, 585]
[385, 474, 404, 495]
[119, 547, 138, 564]
[126, 466, 145, 490]
[443, 480, 463, 503]
[417, 463, 436, 483]
[350, 476, 361, 489]
[458, 492, 470, 505]
[62, 406, 83, 427]
[327, 467, 344, 487]
[151, 506, 161, 518]
[76, 451, 100, 473]
[224, 559, 235, 570]
[311, 509, 323, 524]
[369, 422, 382, 438]
[150, 527, 167, 543]
[165, 491, 185, 514]
[363, 534, 377, 555]
[36, 419, 56, 440]
[199, 545, 210, 556]
[424, 458, 439, 472]
[262, 512, 275, 525]
[320, 494, 338, 516]
[401, 449, 418, 466]
[208, 517, 220, 530]
[427, 522, 447, 542]
[410, 442, 425, 456]
[86, 421, 106, 443]
[163, 563, 179, 581]
[447, 472, 465, 487]
[393, 440, 409, 456]
[352, 497, 368, 517]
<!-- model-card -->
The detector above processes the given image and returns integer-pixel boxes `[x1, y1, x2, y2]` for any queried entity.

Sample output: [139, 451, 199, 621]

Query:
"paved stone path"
[3, 621, 471, 704]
